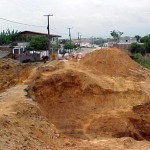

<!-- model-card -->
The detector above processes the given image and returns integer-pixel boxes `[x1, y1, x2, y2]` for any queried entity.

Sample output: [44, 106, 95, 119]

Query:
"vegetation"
[64, 44, 77, 49]
[140, 35, 150, 43]
[26, 35, 48, 50]
[92, 37, 107, 46]
[140, 35, 150, 53]
[133, 53, 150, 69]
[128, 35, 150, 69]
[134, 35, 141, 42]
[0, 29, 19, 44]
[110, 30, 123, 43]
[129, 35, 150, 55]
[128, 43, 146, 55]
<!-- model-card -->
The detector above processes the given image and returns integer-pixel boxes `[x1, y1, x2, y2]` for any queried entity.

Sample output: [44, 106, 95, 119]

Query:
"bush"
[133, 53, 144, 64]
[128, 43, 146, 55]
[133, 53, 150, 69]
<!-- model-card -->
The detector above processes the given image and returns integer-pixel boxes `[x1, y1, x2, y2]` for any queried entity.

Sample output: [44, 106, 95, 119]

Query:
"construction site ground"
[0, 48, 150, 150]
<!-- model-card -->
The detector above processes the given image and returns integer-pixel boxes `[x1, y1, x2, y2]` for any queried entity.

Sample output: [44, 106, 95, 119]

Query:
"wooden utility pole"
[80, 34, 82, 49]
[67, 28, 72, 45]
[78, 32, 80, 48]
[44, 14, 53, 54]
[78, 32, 80, 40]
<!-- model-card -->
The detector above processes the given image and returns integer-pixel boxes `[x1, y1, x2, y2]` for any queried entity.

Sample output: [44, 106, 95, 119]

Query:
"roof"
[19, 31, 61, 38]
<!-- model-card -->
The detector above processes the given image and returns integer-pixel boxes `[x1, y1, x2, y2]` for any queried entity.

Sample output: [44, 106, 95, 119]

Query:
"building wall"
[114, 44, 130, 50]
[51, 37, 58, 44]
[119, 37, 137, 43]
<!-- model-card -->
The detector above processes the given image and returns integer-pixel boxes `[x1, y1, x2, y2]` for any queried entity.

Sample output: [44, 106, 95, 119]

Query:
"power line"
[50, 28, 68, 36]
[0, 17, 68, 37]
[0, 17, 46, 27]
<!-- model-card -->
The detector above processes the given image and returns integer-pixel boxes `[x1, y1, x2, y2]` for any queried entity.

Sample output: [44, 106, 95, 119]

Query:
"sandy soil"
[0, 48, 150, 149]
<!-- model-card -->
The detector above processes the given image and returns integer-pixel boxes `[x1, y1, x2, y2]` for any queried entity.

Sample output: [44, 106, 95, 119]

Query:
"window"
[13, 49, 19, 54]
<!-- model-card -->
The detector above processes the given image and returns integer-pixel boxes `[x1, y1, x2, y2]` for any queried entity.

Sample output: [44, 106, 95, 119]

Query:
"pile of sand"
[0, 49, 150, 149]
[29, 59, 149, 141]
[80, 48, 146, 79]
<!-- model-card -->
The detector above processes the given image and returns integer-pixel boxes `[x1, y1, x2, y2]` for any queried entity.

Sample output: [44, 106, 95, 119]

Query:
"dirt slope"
[0, 59, 35, 92]
[0, 48, 150, 150]
[0, 84, 150, 150]
[31, 62, 149, 141]
[80, 48, 148, 80]
[0, 85, 67, 150]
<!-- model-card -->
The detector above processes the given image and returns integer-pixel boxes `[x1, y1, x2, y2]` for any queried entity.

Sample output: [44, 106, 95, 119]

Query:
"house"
[103, 36, 138, 50]
[12, 31, 61, 62]
[119, 36, 137, 43]
[18, 31, 61, 45]
[116, 36, 138, 49]
[73, 38, 98, 48]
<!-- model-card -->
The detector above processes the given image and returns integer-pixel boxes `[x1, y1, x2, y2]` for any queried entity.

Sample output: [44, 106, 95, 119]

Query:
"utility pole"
[78, 32, 80, 49]
[67, 28, 72, 45]
[78, 32, 80, 40]
[80, 35, 82, 50]
[92, 36, 94, 47]
[44, 14, 53, 54]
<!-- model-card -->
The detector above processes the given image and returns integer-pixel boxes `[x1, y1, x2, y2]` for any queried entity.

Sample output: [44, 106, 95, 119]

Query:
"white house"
[119, 36, 137, 44]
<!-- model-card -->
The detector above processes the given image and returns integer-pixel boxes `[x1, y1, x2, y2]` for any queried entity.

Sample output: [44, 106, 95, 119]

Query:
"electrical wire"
[0, 17, 46, 27]
[0, 17, 68, 36]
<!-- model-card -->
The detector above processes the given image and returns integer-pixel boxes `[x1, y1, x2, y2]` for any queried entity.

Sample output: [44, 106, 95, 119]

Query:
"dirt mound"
[0, 58, 150, 149]
[80, 48, 146, 79]
[0, 59, 36, 92]
[0, 85, 66, 150]
[0, 59, 22, 92]
[30, 67, 149, 141]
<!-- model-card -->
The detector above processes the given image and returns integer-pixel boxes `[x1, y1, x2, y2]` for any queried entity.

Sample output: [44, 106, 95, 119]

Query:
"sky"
[0, 0, 150, 39]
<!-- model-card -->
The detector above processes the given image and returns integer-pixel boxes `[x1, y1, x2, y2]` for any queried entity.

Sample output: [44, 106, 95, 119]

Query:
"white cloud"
[0, 0, 150, 38]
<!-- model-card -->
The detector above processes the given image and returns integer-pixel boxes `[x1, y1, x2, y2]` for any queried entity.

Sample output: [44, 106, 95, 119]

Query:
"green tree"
[140, 35, 150, 43]
[26, 35, 48, 50]
[64, 44, 76, 49]
[134, 35, 141, 42]
[110, 30, 123, 42]
[0, 29, 19, 44]
[140, 35, 150, 53]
